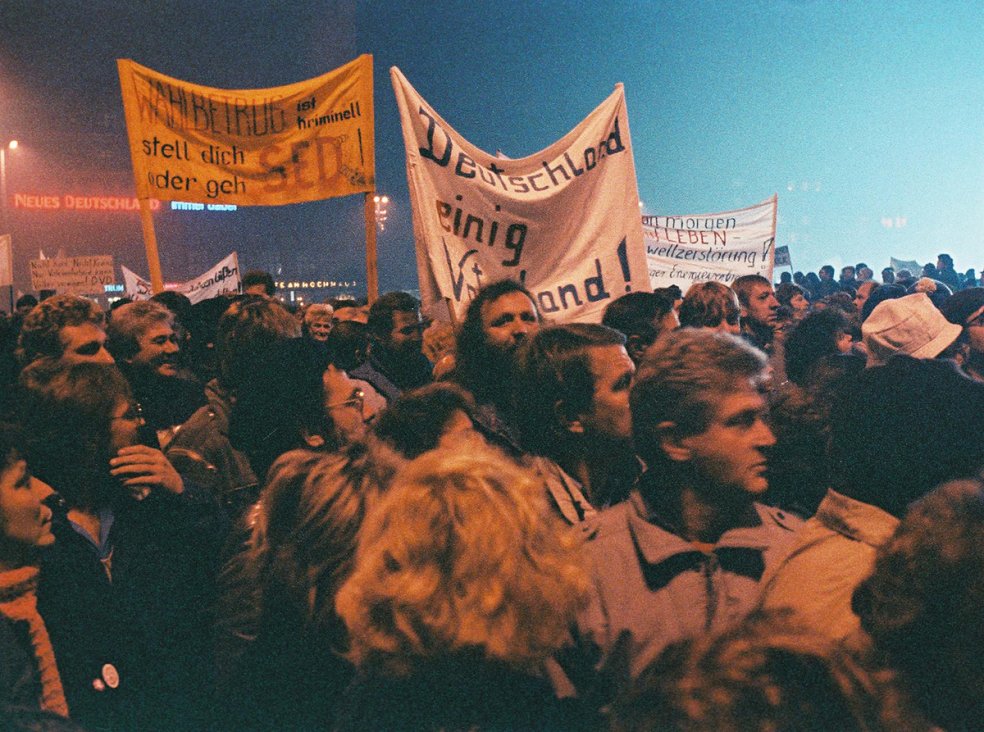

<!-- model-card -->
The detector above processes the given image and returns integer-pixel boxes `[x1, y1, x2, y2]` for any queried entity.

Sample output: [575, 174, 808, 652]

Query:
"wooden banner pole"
[364, 192, 379, 304]
[137, 199, 164, 294]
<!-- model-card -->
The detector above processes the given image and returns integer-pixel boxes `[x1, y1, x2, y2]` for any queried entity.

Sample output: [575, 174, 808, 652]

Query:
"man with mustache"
[106, 301, 205, 448]
[450, 279, 540, 453]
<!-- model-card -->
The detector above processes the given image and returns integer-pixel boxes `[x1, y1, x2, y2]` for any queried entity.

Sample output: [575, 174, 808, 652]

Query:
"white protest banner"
[122, 252, 240, 304]
[644, 196, 777, 292]
[29, 256, 115, 294]
[0, 235, 12, 288]
[392, 68, 649, 323]
[890, 257, 922, 275]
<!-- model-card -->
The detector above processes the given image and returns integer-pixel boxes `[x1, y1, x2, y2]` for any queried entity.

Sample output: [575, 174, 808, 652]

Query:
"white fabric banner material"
[122, 252, 240, 304]
[890, 257, 922, 275]
[644, 196, 777, 292]
[0, 235, 12, 288]
[391, 68, 649, 323]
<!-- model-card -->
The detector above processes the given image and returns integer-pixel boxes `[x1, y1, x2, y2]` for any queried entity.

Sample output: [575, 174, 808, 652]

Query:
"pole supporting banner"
[364, 192, 379, 304]
[137, 199, 164, 294]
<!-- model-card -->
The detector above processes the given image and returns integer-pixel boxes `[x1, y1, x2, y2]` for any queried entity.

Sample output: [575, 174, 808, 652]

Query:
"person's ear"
[300, 429, 325, 448]
[555, 400, 585, 435]
[657, 420, 691, 463]
[626, 335, 649, 365]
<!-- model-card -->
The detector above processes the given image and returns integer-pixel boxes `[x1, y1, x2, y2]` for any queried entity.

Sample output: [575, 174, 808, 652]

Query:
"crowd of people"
[0, 254, 980, 731]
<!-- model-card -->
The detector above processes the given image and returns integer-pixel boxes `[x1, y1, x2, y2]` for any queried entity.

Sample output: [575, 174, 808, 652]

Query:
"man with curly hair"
[17, 295, 113, 367]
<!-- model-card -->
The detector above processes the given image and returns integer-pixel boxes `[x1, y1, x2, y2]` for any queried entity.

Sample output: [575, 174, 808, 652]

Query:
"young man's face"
[576, 345, 635, 443]
[480, 291, 539, 354]
[59, 323, 114, 365]
[130, 322, 180, 378]
[742, 284, 779, 329]
[678, 381, 775, 496]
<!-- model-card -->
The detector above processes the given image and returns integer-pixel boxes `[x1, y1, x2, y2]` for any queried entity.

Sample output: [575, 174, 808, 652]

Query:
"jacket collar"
[813, 489, 899, 548]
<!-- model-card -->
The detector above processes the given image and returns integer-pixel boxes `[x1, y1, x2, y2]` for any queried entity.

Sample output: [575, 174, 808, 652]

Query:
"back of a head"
[242, 269, 275, 297]
[229, 338, 332, 479]
[335, 439, 588, 675]
[862, 293, 961, 366]
[853, 478, 984, 729]
[106, 300, 173, 362]
[371, 382, 476, 459]
[603, 291, 674, 342]
[679, 281, 741, 329]
[17, 294, 103, 364]
[150, 291, 193, 323]
[783, 309, 853, 386]
[828, 356, 984, 515]
[611, 610, 921, 732]
[631, 329, 767, 467]
[217, 295, 300, 389]
[323, 320, 369, 372]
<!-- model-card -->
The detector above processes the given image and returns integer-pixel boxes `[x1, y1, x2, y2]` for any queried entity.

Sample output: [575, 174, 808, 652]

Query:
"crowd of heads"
[0, 252, 980, 730]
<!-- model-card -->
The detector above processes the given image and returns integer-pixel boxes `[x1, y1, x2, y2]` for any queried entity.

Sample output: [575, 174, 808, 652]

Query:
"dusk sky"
[1, 1, 981, 296]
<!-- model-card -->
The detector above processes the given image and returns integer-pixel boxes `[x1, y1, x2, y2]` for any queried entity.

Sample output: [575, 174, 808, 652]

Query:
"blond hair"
[335, 437, 589, 675]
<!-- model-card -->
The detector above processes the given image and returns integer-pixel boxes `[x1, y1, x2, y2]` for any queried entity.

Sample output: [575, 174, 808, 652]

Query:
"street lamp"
[373, 194, 389, 232]
[0, 140, 18, 235]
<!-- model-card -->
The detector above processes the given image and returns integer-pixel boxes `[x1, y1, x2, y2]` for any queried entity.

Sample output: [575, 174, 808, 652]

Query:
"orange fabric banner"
[118, 55, 374, 206]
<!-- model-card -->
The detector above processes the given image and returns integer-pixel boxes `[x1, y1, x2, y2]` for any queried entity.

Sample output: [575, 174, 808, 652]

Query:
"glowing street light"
[0, 139, 19, 234]
[373, 194, 389, 232]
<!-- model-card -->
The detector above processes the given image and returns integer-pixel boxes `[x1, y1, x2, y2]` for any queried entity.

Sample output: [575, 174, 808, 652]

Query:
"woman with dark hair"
[783, 309, 856, 386]
[0, 424, 67, 720]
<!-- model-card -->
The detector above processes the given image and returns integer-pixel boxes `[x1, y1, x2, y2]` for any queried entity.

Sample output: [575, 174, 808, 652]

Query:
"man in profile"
[350, 291, 431, 403]
[518, 323, 639, 520]
[575, 329, 800, 692]
[732, 275, 780, 354]
[17, 294, 114, 367]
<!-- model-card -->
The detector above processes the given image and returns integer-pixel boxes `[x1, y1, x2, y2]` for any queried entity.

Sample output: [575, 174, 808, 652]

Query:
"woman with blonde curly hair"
[334, 436, 590, 730]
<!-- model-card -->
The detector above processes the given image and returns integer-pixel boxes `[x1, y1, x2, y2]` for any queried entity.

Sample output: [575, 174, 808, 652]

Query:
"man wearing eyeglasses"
[350, 291, 432, 403]
[941, 287, 984, 382]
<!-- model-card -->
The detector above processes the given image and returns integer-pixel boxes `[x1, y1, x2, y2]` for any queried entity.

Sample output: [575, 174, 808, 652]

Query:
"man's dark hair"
[602, 291, 675, 350]
[242, 270, 275, 297]
[216, 295, 299, 389]
[937, 253, 954, 268]
[454, 279, 538, 402]
[828, 356, 984, 516]
[517, 324, 625, 460]
[229, 338, 336, 479]
[372, 383, 476, 459]
[14, 294, 37, 311]
[366, 291, 419, 341]
[324, 321, 369, 372]
[16, 294, 104, 365]
[819, 265, 835, 277]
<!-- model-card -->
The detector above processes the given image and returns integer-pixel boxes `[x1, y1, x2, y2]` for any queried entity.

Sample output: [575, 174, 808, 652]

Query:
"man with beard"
[450, 279, 540, 453]
[19, 362, 226, 731]
[941, 287, 984, 381]
[350, 292, 431, 403]
[517, 324, 639, 521]
[106, 301, 205, 447]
